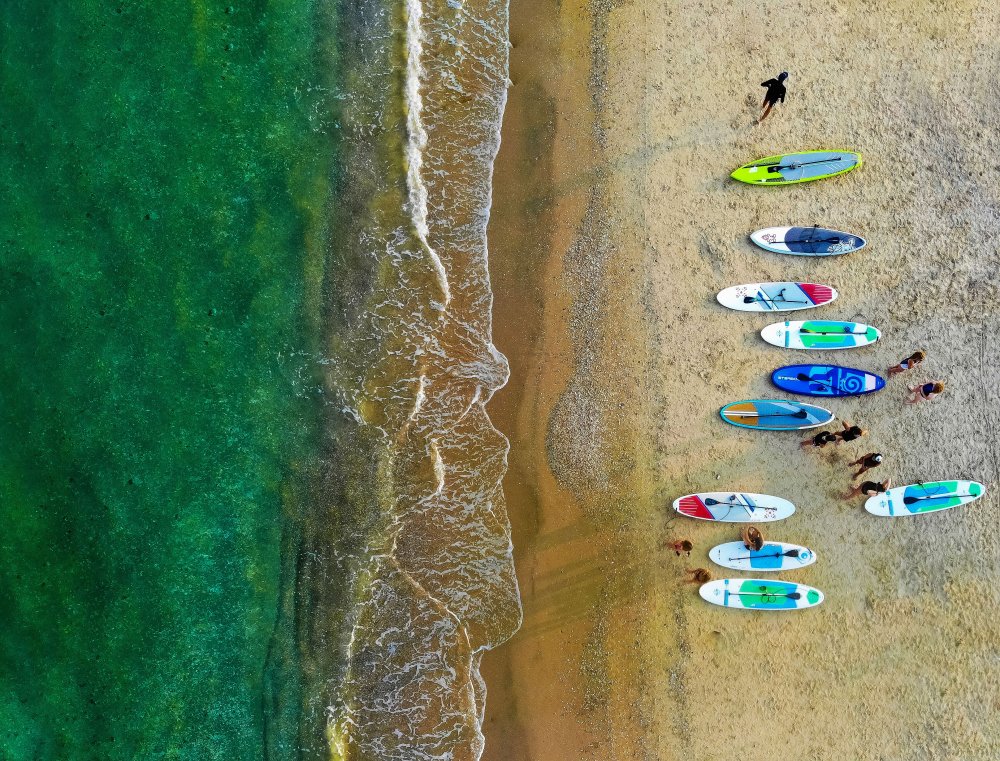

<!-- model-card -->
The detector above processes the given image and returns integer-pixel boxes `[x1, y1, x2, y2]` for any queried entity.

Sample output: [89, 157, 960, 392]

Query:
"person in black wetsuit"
[759, 71, 788, 123]
[844, 478, 892, 501]
[849, 452, 884, 480]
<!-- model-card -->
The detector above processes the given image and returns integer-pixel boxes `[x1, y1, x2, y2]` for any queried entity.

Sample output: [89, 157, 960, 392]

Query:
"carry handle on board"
[725, 408, 809, 419]
[767, 156, 842, 173]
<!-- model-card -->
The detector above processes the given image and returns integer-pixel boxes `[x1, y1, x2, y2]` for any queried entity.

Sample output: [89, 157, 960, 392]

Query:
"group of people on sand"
[797, 350, 944, 500]
[668, 352, 947, 583]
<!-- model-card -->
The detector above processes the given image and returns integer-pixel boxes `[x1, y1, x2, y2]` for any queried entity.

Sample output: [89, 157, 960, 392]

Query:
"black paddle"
[744, 295, 808, 305]
[903, 492, 975, 505]
[799, 326, 868, 336]
[767, 156, 842, 173]
[729, 590, 802, 600]
[703, 496, 757, 516]
[727, 548, 804, 561]
[796, 372, 837, 391]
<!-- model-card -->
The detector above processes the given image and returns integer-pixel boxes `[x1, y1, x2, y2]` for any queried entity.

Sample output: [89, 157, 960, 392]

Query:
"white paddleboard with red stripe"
[716, 282, 837, 312]
[673, 492, 796, 522]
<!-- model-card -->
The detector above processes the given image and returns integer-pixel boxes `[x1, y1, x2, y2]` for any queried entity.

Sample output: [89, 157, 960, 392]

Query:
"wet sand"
[485, 1, 1000, 759]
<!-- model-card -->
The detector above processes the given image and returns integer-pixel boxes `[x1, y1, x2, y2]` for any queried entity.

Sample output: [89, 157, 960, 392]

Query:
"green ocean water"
[0, 1, 336, 757]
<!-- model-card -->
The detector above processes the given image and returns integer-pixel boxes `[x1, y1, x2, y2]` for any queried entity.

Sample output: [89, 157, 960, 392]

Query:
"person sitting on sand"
[800, 429, 837, 449]
[668, 539, 693, 556]
[844, 478, 892, 500]
[684, 568, 712, 585]
[906, 380, 945, 404]
[835, 421, 866, 444]
[887, 350, 925, 377]
[758, 71, 788, 123]
[850, 452, 884, 480]
[740, 525, 764, 552]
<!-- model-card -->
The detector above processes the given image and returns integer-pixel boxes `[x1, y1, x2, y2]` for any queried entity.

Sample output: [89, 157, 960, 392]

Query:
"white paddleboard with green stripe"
[761, 320, 881, 350]
[865, 480, 985, 517]
[699, 578, 824, 610]
[709, 541, 816, 572]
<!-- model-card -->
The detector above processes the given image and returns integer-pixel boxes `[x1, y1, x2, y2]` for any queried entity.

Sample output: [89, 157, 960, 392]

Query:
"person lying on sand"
[740, 525, 764, 551]
[758, 71, 788, 123]
[887, 350, 925, 377]
[906, 380, 945, 404]
[684, 568, 712, 584]
[835, 421, 866, 444]
[844, 478, 891, 500]
[850, 452, 883, 479]
[800, 429, 837, 449]
[668, 539, 693, 556]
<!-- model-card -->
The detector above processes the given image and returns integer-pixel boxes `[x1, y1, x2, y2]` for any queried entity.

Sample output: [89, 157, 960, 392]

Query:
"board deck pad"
[709, 541, 817, 572]
[717, 282, 837, 312]
[865, 480, 985, 516]
[771, 364, 885, 397]
[673, 492, 795, 522]
[731, 150, 862, 185]
[720, 399, 834, 430]
[761, 320, 881, 350]
[750, 226, 866, 256]
[699, 578, 824, 610]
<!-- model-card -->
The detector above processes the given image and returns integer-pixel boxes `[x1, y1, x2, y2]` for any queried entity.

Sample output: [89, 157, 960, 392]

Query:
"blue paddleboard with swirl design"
[771, 364, 885, 397]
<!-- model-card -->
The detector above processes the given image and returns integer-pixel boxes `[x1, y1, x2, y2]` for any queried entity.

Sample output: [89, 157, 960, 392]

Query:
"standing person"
[907, 381, 945, 404]
[758, 71, 788, 123]
[835, 420, 867, 445]
[887, 350, 926, 377]
[844, 478, 892, 500]
[850, 452, 884, 480]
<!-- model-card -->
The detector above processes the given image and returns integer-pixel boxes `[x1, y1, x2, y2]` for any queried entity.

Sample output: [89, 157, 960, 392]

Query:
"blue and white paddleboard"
[771, 365, 885, 397]
[720, 399, 834, 430]
[751, 226, 866, 256]
[708, 541, 817, 572]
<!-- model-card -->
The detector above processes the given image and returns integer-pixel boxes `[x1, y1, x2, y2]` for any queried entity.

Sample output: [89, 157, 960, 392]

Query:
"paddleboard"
[716, 282, 837, 312]
[699, 578, 824, 610]
[771, 364, 885, 397]
[709, 541, 817, 572]
[750, 226, 866, 256]
[673, 492, 795, 523]
[720, 399, 834, 430]
[731, 150, 862, 186]
[865, 480, 985, 517]
[761, 320, 881, 350]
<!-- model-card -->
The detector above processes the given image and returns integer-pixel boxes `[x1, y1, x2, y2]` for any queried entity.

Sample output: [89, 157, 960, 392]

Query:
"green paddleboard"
[731, 150, 862, 186]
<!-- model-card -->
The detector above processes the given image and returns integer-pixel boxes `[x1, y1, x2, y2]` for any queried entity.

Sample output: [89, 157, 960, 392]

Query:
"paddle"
[903, 492, 975, 505]
[725, 408, 809, 419]
[799, 326, 868, 336]
[767, 156, 842, 173]
[729, 590, 802, 601]
[703, 496, 756, 516]
[727, 549, 803, 561]
[797, 372, 836, 391]
[744, 295, 808, 305]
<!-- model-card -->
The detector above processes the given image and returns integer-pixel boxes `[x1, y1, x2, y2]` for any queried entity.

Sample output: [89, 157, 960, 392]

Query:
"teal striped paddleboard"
[865, 480, 985, 516]
[699, 579, 824, 610]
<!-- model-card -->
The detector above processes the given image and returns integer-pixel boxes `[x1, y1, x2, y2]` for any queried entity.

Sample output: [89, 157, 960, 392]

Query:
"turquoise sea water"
[0, 1, 333, 756]
[1, 0, 519, 758]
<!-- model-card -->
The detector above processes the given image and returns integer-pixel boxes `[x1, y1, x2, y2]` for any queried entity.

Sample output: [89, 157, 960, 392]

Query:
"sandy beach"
[484, 1, 1000, 759]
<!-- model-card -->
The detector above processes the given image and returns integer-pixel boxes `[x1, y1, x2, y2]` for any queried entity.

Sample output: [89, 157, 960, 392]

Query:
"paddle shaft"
[799, 328, 868, 336]
[725, 409, 808, 418]
[728, 590, 802, 600]
[768, 156, 843, 172]
[903, 492, 976, 504]
[727, 549, 802, 561]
